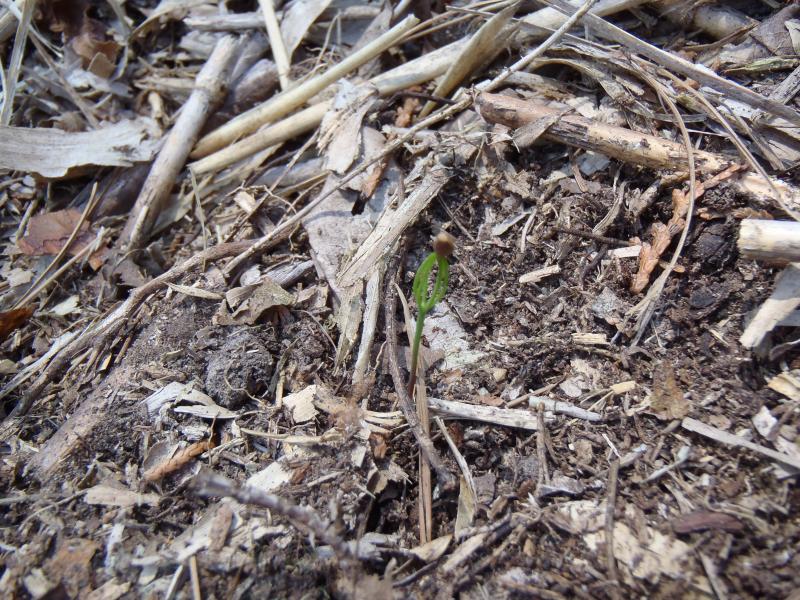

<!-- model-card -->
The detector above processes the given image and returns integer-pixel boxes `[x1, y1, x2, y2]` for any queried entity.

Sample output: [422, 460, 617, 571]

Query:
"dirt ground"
[2, 1, 800, 599]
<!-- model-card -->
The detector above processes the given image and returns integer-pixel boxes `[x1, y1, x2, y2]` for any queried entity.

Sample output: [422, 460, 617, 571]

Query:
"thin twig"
[191, 470, 354, 560]
[605, 459, 621, 600]
[628, 69, 696, 345]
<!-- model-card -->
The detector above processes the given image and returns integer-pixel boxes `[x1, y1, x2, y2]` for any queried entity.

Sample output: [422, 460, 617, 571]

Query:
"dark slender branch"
[192, 470, 354, 560]
[385, 255, 456, 492]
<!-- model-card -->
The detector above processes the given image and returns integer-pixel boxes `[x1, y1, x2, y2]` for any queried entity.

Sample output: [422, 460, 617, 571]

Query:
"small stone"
[492, 368, 507, 383]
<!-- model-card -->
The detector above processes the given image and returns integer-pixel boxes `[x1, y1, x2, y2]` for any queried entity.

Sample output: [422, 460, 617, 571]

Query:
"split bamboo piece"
[191, 14, 419, 158]
[739, 219, 800, 262]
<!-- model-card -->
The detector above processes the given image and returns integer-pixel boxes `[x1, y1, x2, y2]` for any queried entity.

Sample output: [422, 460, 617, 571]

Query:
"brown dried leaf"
[71, 28, 120, 77]
[360, 159, 387, 199]
[208, 504, 234, 552]
[409, 534, 452, 562]
[44, 537, 99, 599]
[219, 277, 295, 325]
[18, 209, 91, 256]
[0, 307, 34, 342]
[649, 362, 689, 421]
[395, 95, 419, 128]
[143, 439, 214, 482]
[18, 208, 107, 269]
[40, 1, 120, 76]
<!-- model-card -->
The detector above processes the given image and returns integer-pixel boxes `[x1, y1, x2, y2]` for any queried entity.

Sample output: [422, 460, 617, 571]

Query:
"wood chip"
[519, 264, 561, 284]
[740, 264, 800, 348]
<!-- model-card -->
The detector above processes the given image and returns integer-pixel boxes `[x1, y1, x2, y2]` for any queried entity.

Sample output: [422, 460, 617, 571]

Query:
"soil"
[3, 163, 799, 598]
[2, 2, 800, 599]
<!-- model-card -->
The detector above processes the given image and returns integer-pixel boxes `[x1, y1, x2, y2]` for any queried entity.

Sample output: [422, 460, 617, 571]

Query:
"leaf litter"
[1, 1, 800, 598]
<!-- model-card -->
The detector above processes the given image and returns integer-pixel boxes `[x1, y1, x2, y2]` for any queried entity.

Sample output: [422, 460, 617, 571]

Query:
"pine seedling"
[408, 232, 455, 395]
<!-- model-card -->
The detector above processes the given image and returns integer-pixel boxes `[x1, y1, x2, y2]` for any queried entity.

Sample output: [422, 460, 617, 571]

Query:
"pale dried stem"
[258, 0, 292, 90]
[0, 0, 35, 125]
[192, 15, 420, 158]
[121, 35, 242, 251]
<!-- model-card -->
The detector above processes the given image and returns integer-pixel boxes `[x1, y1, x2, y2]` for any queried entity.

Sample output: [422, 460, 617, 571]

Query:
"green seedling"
[409, 232, 455, 396]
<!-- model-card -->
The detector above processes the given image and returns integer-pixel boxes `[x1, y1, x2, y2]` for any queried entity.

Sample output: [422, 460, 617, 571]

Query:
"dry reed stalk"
[191, 15, 420, 158]
[121, 35, 241, 251]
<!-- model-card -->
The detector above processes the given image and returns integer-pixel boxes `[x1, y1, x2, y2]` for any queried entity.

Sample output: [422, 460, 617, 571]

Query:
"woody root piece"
[476, 92, 800, 214]
[739, 219, 800, 263]
[738, 220, 800, 349]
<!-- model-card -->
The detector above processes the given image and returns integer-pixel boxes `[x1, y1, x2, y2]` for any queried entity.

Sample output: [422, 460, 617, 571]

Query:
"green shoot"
[408, 232, 454, 396]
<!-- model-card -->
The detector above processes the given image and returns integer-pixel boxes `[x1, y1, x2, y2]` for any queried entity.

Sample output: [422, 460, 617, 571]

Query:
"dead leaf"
[19, 209, 92, 256]
[44, 537, 99, 598]
[0, 119, 160, 179]
[649, 362, 689, 420]
[395, 94, 419, 128]
[218, 277, 295, 325]
[143, 439, 214, 482]
[208, 504, 234, 552]
[409, 535, 452, 562]
[478, 394, 504, 406]
[318, 82, 379, 174]
[18, 208, 108, 269]
[85, 481, 160, 507]
[454, 475, 477, 532]
[281, 0, 333, 59]
[0, 306, 34, 342]
[40, 0, 118, 76]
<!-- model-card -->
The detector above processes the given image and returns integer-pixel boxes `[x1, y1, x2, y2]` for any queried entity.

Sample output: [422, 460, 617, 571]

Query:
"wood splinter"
[739, 219, 800, 263]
